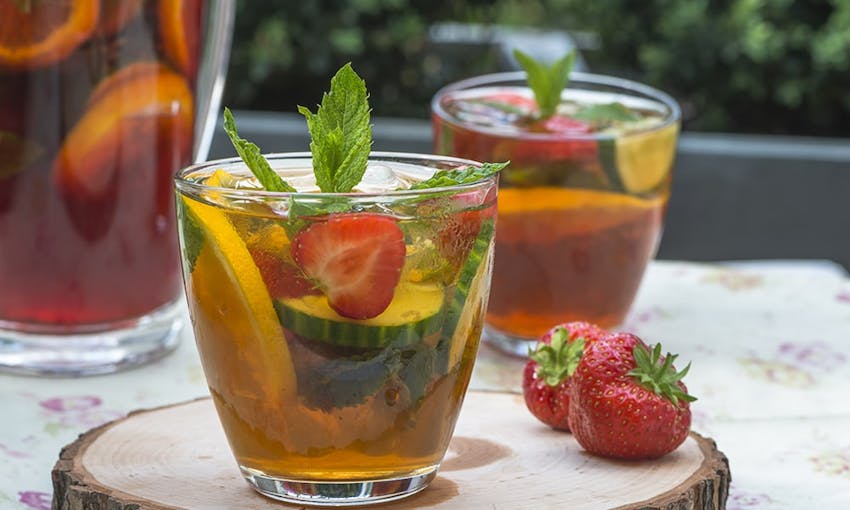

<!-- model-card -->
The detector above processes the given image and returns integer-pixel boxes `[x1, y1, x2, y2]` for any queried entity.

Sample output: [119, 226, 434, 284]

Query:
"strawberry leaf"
[513, 49, 576, 119]
[529, 326, 586, 387]
[628, 343, 697, 406]
[298, 63, 372, 193]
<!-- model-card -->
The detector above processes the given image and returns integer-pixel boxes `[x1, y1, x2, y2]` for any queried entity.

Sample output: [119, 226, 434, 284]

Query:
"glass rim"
[430, 71, 682, 140]
[174, 151, 499, 200]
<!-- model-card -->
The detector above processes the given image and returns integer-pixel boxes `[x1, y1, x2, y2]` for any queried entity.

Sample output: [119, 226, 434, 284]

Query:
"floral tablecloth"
[2, 260, 850, 510]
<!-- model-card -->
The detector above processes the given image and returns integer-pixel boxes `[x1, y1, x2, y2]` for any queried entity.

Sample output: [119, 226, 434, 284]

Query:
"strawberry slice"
[536, 114, 593, 134]
[250, 248, 320, 300]
[435, 188, 496, 265]
[484, 92, 538, 113]
[291, 213, 405, 320]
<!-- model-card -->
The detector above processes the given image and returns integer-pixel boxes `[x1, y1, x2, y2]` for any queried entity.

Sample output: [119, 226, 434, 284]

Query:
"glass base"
[241, 465, 438, 507]
[483, 324, 536, 358]
[0, 301, 183, 377]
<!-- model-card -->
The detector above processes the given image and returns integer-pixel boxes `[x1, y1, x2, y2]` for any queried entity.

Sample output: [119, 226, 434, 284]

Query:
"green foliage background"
[225, 0, 850, 136]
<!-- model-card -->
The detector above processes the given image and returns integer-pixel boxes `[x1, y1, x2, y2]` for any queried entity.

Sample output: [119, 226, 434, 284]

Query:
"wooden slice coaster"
[53, 391, 729, 509]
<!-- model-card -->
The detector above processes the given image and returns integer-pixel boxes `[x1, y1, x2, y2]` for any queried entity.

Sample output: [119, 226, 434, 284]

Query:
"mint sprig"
[223, 108, 296, 192]
[223, 63, 504, 200]
[409, 162, 507, 190]
[513, 48, 576, 119]
[573, 102, 640, 123]
[12, 0, 32, 13]
[0, 131, 44, 178]
[297, 63, 372, 193]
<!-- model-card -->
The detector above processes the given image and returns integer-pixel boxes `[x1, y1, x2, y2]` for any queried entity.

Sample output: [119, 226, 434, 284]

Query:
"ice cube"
[274, 164, 320, 193]
[354, 163, 406, 193]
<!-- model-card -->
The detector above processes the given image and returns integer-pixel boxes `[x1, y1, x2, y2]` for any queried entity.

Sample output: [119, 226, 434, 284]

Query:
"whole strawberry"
[522, 322, 607, 431]
[568, 332, 695, 459]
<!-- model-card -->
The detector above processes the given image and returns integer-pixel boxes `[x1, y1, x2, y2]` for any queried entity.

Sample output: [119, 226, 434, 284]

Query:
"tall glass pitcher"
[0, 0, 235, 375]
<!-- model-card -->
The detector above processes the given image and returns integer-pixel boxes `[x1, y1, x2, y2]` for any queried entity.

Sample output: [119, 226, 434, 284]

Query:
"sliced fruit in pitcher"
[0, 0, 99, 70]
[98, 0, 142, 36]
[292, 213, 405, 320]
[158, 0, 202, 77]
[54, 62, 194, 199]
[86, 61, 164, 108]
[275, 280, 445, 349]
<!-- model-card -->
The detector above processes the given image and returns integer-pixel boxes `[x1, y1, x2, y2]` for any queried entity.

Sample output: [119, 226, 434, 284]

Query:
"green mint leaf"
[0, 130, 44, 178]
[283, 197, 351, 239]
[573, 102, 640, 123]
[12, 0, 32, 13]
[222, 108, 296, 193]
[298, 63, 372, 193]
[397, 343, 437, 404]
[513, 49, 576, 119]
[289, 346, 401, 410]
[409, 161, 507, 190]
[176, 199, 204, 273]
[471, 98, 532, 116]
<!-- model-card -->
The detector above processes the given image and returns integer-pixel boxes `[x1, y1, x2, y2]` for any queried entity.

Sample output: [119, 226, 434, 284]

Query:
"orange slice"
[498, 187, 663, 215]
[0, 0, 99, 70]
[497, 187, 665, 239]
[86, 61, 164, 108]
[54, 61, 194, 198]
[158, 0, 201, 77]
[182, 172, 297, 407]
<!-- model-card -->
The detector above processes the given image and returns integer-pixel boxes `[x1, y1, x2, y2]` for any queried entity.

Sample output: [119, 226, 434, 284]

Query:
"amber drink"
[175, 153, 497, 505]
[432, 72, 680, 354]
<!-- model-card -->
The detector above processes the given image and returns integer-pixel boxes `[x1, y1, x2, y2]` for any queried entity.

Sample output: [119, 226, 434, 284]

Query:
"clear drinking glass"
[0, 0, 234, 375]
[174, 152, 497, 505]
[432, 72, 680, 355]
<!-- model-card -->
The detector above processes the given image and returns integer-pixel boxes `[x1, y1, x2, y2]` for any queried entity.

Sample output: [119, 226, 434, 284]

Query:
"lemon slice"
[207, 168, 240, 188]
[182, 173, 296, 403]
[615, 122, 679, 194]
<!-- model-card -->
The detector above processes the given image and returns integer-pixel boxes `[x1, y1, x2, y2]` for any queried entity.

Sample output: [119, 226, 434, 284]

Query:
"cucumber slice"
[437, 219, 494, 372]
[274, 281, 445, 348]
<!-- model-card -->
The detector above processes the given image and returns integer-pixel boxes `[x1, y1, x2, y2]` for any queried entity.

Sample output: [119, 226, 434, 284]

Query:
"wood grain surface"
[52, 391, 729, 509]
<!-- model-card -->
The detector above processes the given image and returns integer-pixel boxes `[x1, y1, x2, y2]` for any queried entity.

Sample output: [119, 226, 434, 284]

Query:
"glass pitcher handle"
[193, 0, 236, 163]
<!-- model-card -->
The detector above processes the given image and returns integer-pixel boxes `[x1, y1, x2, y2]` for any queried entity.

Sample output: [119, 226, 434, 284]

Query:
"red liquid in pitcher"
[0, 1, 203, 326]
